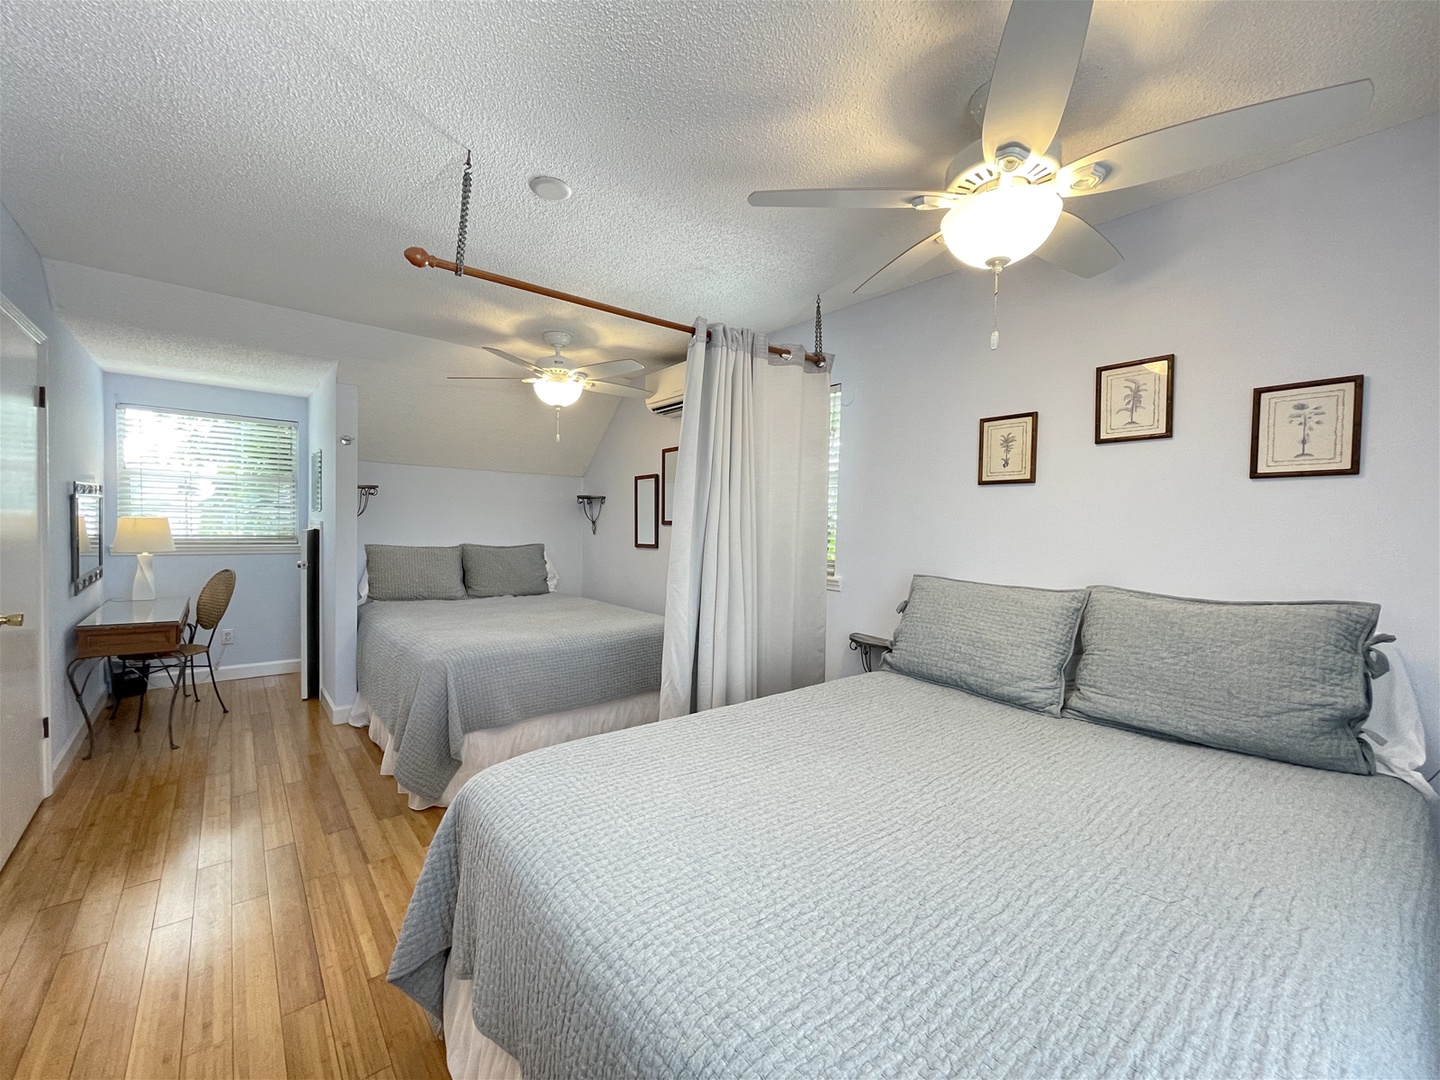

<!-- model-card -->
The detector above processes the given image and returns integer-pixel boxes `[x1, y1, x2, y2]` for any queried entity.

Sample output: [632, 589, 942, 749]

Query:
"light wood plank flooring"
[0, 674, 450, 1080]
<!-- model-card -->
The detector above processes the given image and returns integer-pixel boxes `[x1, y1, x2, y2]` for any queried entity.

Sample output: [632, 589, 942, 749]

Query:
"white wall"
[1, 202, 106, 777]
[579, 396, 681, 615]
[102, 372, 308, 675]
[773, 118, 1439, 761]
[357, 461, 589, 597]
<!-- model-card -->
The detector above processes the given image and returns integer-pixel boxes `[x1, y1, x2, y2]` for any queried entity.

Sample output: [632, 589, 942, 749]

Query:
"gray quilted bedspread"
[390, 672, 1440, 1079]
[356, 595, 662, 801]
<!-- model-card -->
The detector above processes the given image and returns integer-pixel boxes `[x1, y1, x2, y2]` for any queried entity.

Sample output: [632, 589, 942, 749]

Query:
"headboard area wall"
[775, 117, 1439, 768]
[356, 461, 587, 597]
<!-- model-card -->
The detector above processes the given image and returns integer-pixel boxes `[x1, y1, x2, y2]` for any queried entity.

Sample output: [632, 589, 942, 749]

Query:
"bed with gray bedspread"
[356, 594, 663, 802]
[390, 670, 1439, 1078]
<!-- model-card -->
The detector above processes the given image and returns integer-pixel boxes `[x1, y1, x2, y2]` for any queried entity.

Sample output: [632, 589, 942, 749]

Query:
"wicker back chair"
[176, 569, 237, 712]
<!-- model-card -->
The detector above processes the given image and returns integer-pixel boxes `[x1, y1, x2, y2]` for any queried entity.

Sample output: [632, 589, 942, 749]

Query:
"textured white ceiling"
[2, 1, 1436, 472]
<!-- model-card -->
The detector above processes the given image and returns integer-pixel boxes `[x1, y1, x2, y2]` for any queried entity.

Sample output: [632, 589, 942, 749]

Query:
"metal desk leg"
[65, 655, 100, 760]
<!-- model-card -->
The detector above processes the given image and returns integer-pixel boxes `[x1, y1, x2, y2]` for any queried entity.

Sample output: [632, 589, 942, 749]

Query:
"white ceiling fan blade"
[584, 380, 651, 399]
[854, 231, 951, 296]
[575, 358, 644, 378]
[1032, 212, 1121, 278]
[446, 376, 528, 382]
[481, 346, 546, 374]
[748, 189, 951, 210]
[1057, 79, 1374, 196]
[982, 0, 1092, 165]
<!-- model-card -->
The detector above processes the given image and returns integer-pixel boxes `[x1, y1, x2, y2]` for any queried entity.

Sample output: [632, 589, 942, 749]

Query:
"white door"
[0, 298, 46, 869]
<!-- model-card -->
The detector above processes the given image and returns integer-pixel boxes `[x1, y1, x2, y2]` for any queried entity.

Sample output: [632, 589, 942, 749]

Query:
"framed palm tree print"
[978, 412, 1037, 485]
[1095, 355, 1174, 443]
[1249, 374, 1363, 478]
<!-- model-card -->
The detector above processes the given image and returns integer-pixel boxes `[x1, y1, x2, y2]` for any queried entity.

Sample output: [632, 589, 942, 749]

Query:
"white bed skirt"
[444, 955, 523, 1079]
[350, 690, 660, 810]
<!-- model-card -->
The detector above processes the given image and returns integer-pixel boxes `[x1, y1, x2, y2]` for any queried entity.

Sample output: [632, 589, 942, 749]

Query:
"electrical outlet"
[220, 629, 235, 645]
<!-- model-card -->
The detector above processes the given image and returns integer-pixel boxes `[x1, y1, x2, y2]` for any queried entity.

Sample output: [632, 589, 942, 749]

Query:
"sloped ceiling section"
[2, 2, 1436, 474]
[45, 262, 620, 475]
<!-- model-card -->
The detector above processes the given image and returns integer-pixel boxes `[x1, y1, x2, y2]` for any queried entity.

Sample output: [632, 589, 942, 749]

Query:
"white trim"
[826, 574, 843, 592]
[0, 294, 46, 344]
[321, 686, 353, 725]
[47, 722, 87, 794]
[145, 657, 299, 687]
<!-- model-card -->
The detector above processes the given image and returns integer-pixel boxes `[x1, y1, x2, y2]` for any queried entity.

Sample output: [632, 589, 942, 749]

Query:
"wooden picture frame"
[634, 473, 660, 547]
[978, 412, 1037, 485]
[1250, 374, 1364, 479]
[661, 446, 678, 526]
[1096, 354, 1174, 443]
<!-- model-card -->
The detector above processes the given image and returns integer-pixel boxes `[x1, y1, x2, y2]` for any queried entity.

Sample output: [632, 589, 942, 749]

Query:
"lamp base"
[132, 552, 156, 602]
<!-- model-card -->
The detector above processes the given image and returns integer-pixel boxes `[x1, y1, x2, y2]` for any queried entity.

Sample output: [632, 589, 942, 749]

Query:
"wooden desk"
[68, 597, 191, 758]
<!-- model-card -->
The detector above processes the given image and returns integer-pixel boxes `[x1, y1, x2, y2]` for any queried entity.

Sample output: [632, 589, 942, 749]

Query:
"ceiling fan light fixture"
[940, 183, 1064, 270]
[533, 378, 585, 408]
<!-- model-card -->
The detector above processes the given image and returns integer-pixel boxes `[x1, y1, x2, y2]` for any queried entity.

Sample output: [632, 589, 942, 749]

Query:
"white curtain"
[659, 319, 831, 720]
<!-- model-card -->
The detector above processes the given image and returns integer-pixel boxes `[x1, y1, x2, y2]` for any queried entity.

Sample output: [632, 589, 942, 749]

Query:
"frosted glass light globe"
[533, 378, 585, 407]
[940, 184, 1064, 269]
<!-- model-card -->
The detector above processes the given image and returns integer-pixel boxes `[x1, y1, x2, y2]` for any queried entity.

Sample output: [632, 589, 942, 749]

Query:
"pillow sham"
[884, 575, 1088, 716]
[1064, 585, 1379, 775]
[364, 544, 465, 602]
[462, 543, 549, 598]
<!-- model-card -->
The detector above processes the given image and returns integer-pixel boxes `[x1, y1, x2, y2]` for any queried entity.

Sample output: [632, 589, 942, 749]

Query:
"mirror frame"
[634, 473, 659, 549]
[71, 481, 103, 594]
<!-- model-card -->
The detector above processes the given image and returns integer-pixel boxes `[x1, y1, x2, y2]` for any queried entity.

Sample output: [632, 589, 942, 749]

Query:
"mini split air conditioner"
[645, 361, 686, 416]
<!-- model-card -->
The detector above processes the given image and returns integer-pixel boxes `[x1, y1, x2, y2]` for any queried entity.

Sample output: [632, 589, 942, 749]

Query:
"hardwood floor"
[0, 675, 450, 1080]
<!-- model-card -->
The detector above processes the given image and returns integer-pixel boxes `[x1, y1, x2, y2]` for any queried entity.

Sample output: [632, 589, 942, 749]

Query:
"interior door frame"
[0, 294, 52, 795]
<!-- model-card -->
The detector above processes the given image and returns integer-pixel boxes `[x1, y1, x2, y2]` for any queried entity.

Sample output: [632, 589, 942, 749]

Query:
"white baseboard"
[321, 686, 353, 725]
[47, 722, 88, 794]
[144, 658, 300, 688]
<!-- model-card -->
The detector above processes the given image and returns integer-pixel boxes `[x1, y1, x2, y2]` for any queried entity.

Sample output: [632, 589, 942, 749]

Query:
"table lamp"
[112, 516, 175, 601]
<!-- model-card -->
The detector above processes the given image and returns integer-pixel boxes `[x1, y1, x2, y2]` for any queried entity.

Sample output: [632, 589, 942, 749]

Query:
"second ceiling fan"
[749, 0, 1372, 299]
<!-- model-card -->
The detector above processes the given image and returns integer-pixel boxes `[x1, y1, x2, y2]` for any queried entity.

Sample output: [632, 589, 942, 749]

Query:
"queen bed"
[388, 578, 1439, 1078]
[351, 543, 664, 808]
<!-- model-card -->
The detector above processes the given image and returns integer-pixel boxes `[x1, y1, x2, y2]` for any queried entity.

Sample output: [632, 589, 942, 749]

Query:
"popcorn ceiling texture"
[1, 1, 1435, 473]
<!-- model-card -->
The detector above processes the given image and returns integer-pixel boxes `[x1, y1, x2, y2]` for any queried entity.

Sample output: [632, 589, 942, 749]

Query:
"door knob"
[0, 613, 24, 627]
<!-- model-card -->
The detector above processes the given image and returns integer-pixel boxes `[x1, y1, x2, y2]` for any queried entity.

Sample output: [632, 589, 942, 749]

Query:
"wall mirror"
[71, 481, 103, 594]
[661, 446, 678, 526]
[634, 473, 659, 549]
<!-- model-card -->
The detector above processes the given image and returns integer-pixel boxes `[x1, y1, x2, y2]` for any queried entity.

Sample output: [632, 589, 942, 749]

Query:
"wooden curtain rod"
[403, 247, 825, 368]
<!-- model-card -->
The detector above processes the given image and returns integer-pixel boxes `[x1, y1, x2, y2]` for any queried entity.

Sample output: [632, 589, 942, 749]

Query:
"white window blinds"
[115, 404, 300, 552]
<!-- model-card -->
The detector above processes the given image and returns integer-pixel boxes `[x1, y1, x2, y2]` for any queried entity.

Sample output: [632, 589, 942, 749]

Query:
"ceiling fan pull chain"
[813, 294, 823, 360]
[990, 261, 1002, 350]
[454, 150, 473, 275]
[555, 407, 561, 443]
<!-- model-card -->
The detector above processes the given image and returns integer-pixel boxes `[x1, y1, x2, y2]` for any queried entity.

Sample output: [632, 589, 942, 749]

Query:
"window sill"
[109, 545, 302, 557]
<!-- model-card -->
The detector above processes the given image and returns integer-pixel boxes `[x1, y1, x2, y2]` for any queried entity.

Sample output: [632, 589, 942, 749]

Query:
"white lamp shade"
[112, 515, 176, 554]
[940, 184, 1064, 269]
[533, 379, 585, 408]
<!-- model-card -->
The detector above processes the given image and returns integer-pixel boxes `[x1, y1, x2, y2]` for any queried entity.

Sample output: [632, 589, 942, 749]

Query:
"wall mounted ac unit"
[645, 361, 686, 416]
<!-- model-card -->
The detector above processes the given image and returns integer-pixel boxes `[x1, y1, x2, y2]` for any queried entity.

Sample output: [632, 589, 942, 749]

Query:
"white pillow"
[1363, 644, 1435, 799]
[544, 555, 559, 592]
[358, 562, 369, 603]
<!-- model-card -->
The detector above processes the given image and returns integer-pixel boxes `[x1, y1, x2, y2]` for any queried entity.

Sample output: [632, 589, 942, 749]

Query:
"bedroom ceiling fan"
[749, 0, 1373, 332]
[449, 331, 650, 439]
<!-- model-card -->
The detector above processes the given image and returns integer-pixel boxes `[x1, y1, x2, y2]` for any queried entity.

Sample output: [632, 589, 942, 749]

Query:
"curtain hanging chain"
[454, 150, 473, 275]
[813, 294, 823, 360]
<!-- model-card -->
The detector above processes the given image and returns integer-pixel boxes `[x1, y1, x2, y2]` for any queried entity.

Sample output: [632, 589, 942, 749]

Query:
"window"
[827, 383, 841, 582]
[115, 403, 300, 553]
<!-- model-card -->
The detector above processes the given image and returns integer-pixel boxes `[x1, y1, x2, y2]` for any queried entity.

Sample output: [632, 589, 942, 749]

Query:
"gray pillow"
[884, 576, 1089, 715]
[363, 545, 465, 601]
[1064, 585, 1379, 774]
[462, 543, 549, 598]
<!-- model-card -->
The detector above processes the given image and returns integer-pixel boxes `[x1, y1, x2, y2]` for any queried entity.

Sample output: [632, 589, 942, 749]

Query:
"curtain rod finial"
[404, 247, 431, 267]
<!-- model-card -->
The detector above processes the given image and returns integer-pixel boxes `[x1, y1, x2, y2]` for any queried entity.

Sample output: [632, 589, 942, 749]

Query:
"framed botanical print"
[634, 473, 660, 547]
[1096, 355, 1174, 443]
[978, 411, 1037, 485]
[1250, 374, 1363, 478]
